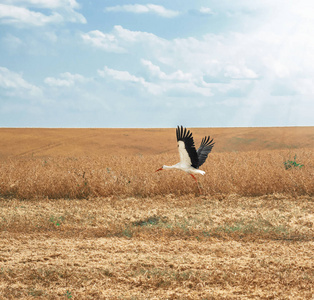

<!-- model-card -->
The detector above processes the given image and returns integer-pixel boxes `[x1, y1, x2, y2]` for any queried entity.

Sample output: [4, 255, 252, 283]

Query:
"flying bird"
[155, 126, 215, 182]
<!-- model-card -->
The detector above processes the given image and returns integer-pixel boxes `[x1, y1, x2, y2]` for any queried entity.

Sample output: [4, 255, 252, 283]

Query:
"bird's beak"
[155, 167, 163, 172]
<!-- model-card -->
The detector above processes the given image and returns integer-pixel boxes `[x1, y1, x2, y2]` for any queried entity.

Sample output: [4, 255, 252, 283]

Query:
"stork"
[155, 126, 215, 183]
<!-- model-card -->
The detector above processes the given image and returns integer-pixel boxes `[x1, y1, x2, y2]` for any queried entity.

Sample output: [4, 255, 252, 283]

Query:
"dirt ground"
[0, 195, 313, 299]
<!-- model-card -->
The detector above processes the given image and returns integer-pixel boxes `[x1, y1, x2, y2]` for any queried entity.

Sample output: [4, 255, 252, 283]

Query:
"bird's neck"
[163, 164, 178, 170]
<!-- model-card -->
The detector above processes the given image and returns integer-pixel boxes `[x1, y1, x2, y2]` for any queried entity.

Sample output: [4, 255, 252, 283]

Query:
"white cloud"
[0, 0, 85, 26]
[82, 26, 259, 98]
[2, 0, 80, 9]
[141, 59, 193, 81]
[114, 25, 166, 47]
[82, 25, 167, 53]
[140, 60, 213, 96]
[82, 12, 314, 126]
[84, 26, 259, 86]
[0, 4, 63, 26]
[0, 66, 42, 97]
[98, 66, 161, 95]
[44, 72, 90, 87]
[199, 7, 214, 15]
[98, 63, 213, 98]
[224, 65, 258, 79]
[105, 4, 179, 18]
[81, 30, 126, 53]
[82, 25, 258, 85]
[99, 67, 144, 83]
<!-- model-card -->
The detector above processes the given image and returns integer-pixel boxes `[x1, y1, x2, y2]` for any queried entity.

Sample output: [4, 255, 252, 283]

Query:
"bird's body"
[156, 126, 215, 182]
[160, 162, 205, 175]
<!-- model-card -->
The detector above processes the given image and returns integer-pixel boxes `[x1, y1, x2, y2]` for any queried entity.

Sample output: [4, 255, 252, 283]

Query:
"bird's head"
[155, 166, 164, 172]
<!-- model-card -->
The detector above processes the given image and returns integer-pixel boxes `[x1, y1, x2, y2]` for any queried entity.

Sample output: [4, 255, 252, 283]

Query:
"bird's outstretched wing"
[176, 126, 199, 168]
[197, 136, 215, 167]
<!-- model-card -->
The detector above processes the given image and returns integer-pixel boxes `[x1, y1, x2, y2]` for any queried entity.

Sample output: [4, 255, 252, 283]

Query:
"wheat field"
[0, 149, 314, 199]
[0, 127, 313, 299]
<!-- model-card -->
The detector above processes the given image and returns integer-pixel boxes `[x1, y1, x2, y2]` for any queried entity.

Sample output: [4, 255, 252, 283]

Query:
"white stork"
[155, 126, 215, 182]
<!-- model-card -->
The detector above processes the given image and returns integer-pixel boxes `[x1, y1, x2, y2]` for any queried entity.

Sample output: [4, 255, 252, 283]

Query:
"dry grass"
[0, 195, 313, 299]
[0, 127, 313, 299]
[0, 149, 313, 199]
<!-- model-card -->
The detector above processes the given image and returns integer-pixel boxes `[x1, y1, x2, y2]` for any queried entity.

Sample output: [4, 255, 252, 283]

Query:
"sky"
[0, 0, 314, 128]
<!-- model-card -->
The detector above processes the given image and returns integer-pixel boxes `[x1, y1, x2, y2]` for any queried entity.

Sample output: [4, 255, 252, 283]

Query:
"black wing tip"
[201, 136, 215, 147]
[176, 125, 193, 141]
[177, 126, 215, 148]
[176, 125, 183, 141]
[197, 134, 215, 168]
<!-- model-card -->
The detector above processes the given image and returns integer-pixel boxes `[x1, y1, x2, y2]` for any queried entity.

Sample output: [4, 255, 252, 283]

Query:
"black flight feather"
[196, 135, 215, 167]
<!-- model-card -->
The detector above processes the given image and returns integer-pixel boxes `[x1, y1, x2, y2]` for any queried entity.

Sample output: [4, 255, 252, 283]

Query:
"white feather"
[177, 140, 192, 166]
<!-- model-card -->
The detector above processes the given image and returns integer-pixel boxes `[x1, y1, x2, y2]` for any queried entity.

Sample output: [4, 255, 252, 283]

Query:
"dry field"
[0, 127, 313, 299]
[0, 127, 314, 158]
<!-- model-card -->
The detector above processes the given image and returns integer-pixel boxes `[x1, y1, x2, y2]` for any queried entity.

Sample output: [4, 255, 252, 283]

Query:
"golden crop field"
[0, 127, 313, 299]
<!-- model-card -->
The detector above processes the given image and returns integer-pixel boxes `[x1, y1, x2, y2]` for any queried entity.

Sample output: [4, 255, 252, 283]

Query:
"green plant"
[65, 290, 72, 299]
[284, 155, 304, 170]
[49, 215, 65, 227]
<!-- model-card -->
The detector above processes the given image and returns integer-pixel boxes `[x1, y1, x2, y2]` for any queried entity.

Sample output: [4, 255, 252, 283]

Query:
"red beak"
[155, 167, 163, 172]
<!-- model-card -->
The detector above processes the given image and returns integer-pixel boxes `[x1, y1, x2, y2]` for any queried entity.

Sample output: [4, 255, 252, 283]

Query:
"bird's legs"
[190, 174, 202, 194]
[190, 174, 197, 183]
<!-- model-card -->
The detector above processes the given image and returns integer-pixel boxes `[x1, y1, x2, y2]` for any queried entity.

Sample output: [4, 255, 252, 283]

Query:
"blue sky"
[0, 0, 313, 128]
